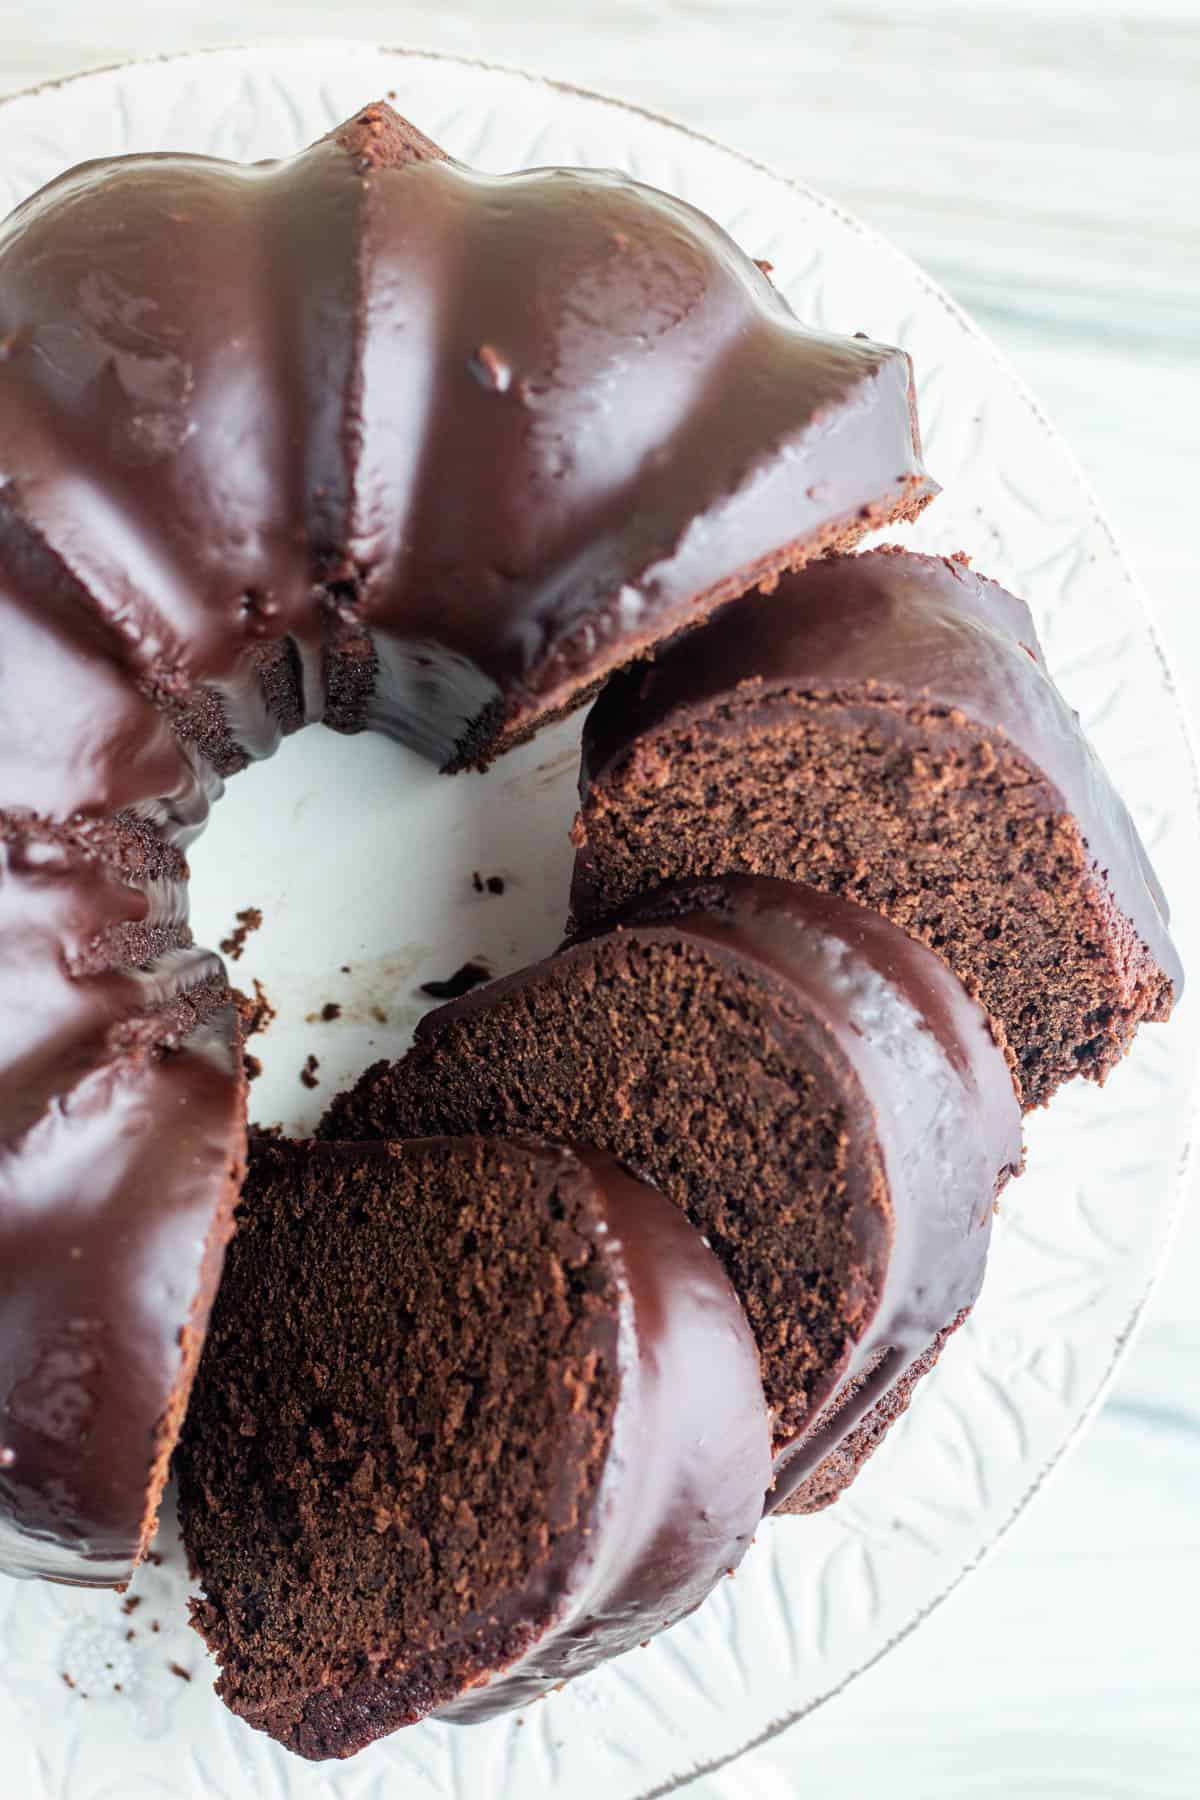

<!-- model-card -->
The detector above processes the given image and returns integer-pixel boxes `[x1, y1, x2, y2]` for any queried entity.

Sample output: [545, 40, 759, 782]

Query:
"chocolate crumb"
[61, 1672, 75, 1689]
[234, 977, 276, 1040]
[320, 1002, 341, 1021]
[340, 963, 351, 974]
[419, 960, 491, 1000]
[472, 871, 484, 892]
[754, 258, 774, 277]
[151, 1621, 160, 1633]
[300, 1054, 320, 1090]
[243, 1052, 263, 1083]
[121, 1595, 141, 1615]
[487, 875, 505, 895]
[219, 906, 263, 962]
[113, 1683, 123, 1693]
[146, 1551, 163, 1567]
[250, 978, 275, 1031]
[370, 1004, 388, 1024]
[125, 1629, 136, 1642]
[168, 1662, 191, 1682]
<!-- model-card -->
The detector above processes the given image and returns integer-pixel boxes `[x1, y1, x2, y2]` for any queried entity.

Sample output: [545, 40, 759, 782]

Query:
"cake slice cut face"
[572, 548, 1182, 1107]
[321, 876, 1023, 1514]
[175, 1134, 770, 1757]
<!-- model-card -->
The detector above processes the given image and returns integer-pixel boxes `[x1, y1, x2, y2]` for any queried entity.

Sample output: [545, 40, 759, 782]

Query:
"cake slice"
[570, 547, 1182, 1107]
[322, 876, 1022, 1515]
[175, 1134, 770, 1757]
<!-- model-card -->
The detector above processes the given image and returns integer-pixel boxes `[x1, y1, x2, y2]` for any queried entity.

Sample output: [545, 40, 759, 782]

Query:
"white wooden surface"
[2, 9, 1197, 1795]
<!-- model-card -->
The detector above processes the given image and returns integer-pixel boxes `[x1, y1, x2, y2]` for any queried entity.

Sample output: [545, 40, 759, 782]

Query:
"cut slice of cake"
[321, 876, 1023, 1516]
[571, 547, 1182, 1107]
[175, 1133, 770, 1757]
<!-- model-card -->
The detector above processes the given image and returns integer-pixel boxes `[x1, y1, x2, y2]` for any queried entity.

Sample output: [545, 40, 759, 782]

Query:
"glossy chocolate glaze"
[0, 548, 236, 1583]
[0, 103, 933, 1583]
[332, 875, 1022, 1509]
[575, 548, 1181, 998]
[0, 566, 215, 833]
[434, 1142, 770, 1723]
[0, 106, 932, 770]
[0, 1010, 245, 1582]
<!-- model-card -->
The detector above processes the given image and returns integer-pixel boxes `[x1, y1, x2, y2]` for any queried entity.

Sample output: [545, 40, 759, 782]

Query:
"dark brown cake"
[0, 101, 933, 776]
[176, 1135, 770, 1756]
[0, 99, 933, 1583]
[571, 547, 1182, 1108]
[322, 876, 1023, 1515]
[0, 559, 245, 1585]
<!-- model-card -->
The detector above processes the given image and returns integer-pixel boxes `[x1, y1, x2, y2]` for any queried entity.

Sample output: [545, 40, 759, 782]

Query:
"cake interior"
[323, 936, 888, 1451]
[477, 495, 926, 769]
[175, 1137, 621, 1756]
[577, 696, 1173, 1107]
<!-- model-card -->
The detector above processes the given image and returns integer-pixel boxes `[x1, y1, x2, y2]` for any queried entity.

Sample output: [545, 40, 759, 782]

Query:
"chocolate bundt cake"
[322, 876, 1023, 1514]
[571, 548, 1181, 1107]
[176, 1134, 770, 1755]
[0, 101, 932, 1584]
[0, 567, 246, 1583]
[0, 101, 933, 774]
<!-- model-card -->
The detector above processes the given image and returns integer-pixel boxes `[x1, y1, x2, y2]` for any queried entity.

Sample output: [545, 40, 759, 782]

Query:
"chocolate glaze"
[574, 547, 1181, 1000]
[0, 105, 932, 770]
[330, 875, 1023, 1509]
[0, 564, 239, 1584]
[0, 565, 214, 833]
[0, 104, 933, 1582]
[0, 1011, 245, 1582]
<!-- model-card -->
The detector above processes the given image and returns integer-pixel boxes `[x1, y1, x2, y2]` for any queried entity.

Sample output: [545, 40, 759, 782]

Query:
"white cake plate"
[0, 42, 1196, 1800]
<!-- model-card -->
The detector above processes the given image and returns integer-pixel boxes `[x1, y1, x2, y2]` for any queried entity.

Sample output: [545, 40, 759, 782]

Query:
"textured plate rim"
[1, 40, 1197, 1795]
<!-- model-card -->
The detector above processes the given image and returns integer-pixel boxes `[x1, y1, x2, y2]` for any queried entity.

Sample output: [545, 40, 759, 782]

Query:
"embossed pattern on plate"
[0, 43, 1196, 1800]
